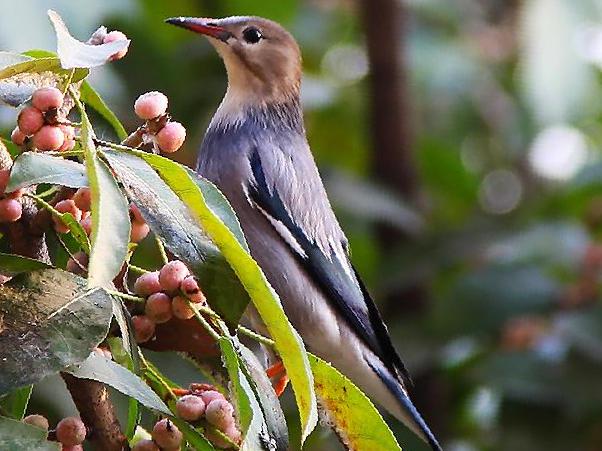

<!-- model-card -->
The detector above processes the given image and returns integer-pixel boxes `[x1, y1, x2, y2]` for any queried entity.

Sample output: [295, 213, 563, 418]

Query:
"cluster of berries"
[131, 260, 206, 343]
[0, 165, 23, 223]
[12, 87, 75, 152]
[134, 91, 186, 154]
[23, 414, 86, 450]
[133, 384, 241, 450]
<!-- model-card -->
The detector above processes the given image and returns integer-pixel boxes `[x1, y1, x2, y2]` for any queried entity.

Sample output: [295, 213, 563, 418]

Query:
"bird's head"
[166, 16, 302, 107]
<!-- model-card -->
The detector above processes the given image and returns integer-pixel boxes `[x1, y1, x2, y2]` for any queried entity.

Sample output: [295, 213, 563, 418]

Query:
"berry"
[80, 215, 92, 236]
[132, 315, 155, 343]
[56, 416, 86, 446]
[205, 399, 235, 430]
[129, 203, 144, 222]
[0, 169, 10, 195]
[66, 251, 88, 275]
[199, 390, 225, 406]
[131, 221, 150, 243]
[59, 125, 76, 152]
[31, 87, 64, 111]
[0, 198, 22, 223]
[61, 446, 84, 451]
[73, 187, 91, 211]
[145, 292, 173, 324]
[180, 275, 206, 304]
[159, 260, 190, 293]
[224, 424, 242, 444]
[17, 106, 44, 135]
[11, 127, 26, 146]
[171, 295, 195, 320]
[132, 439, 160, 451]
[23, 414, 49, 431]
[134, 271, 161, 296]
[176, 394, 206, 421]
[134, 91, 168, 120]
[33, 125, 65, 151]
[156, 121, 186, 153]
[103, 30, 129, 61]
[152, 419, 183, 449]
[53, 199, 82, 233]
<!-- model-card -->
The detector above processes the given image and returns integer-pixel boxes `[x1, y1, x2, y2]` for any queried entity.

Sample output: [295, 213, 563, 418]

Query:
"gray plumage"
[168, 15, 442, 451]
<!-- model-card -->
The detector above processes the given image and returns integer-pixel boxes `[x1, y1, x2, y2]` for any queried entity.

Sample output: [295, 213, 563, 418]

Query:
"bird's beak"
[165, 17, 233, 42]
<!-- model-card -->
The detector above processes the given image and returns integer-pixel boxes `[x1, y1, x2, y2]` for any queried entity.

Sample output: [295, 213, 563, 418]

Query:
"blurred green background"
[3, 0, 602, 450]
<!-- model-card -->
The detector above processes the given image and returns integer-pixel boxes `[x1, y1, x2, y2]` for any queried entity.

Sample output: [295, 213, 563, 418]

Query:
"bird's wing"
[247, 147, 412, 387]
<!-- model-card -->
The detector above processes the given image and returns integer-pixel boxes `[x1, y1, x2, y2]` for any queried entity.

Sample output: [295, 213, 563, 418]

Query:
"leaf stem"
[138, 353, 178, 402]
[237, 325, 275, 348]
[106, 290, 145, 303]
[188, 300, 222, 342]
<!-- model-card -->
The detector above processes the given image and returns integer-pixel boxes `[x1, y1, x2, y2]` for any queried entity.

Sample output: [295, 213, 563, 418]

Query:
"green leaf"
[77, 98, 130, 288]
[102, 149, 250, 326]
[0, 386, 32, 420]
[0, 253, 51, 276]
[309, 354, 402, 451]
[66, 353, 171, 416]
[80, 81, 128, 141]
[48, 10, 130, 69]
[0, 416, 60, 450]
[56, 211, 91, 254]
[7, 152, 87, 192]
[0, 269, 113, 394]
[126, 149, 318, 443]
[0, 54, 88, 82]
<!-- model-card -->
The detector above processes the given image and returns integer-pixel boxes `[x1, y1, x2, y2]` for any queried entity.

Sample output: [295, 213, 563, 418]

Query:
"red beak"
[165, 17, 232, 42]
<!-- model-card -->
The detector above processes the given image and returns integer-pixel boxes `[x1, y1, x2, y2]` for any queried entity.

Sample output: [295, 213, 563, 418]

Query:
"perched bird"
[167, 16, 442, 451]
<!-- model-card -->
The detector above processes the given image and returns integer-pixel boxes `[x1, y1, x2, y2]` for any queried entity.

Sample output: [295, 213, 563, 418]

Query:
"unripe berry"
[134, 271, 161, 296]
[18, 106, 44, 135]
[131, 221, 150, 243]
[66, 251, 88, 275]
[172, 296, 195, 320]
[11, 127, 26, 146]
[199, 390, 225, 406]
[31, 87, 64, 111]
[0, 198, 22, 223]
[180, 275, 206, 304]
[56, 416, 86, 446]
[159, 260, 190, 293]
[80, 215, 92, 236]
[134, 91, 168, 120]
[176, 394, 206, 421]
[152, 418, 183, 449]
[33, 125, 65, 151]
[145, 292, 173, 324]
[132, 315, 155, 343]
[132, 439, 160, 451]
[53, 199, 82, 233]
[103, 30, 129, 61]
[23, 414, 49, 431]
[156, 121, 186, 153]
[0, 169, 10, 195]
[205, 399, 235, 430]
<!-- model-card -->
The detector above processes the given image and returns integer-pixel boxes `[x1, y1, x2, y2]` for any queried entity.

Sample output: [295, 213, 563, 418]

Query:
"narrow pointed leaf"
[0, 253, 51, 276]
[7, 152, 87, 192]
[80, 81, 127, 140]
[0, 386, 32, 419]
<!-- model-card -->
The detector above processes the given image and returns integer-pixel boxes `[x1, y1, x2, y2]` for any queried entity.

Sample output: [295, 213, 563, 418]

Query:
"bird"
[166, 15, 442, 451]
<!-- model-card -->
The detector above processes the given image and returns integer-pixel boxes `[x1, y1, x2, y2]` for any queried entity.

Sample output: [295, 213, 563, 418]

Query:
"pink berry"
[56, 417, 86, 446]
[59, 124, 76, 152]
[0, 198, 22, 223]
[129, 203, 144, 222]
[53, 199, 82, 233]
[17, 106, 44, 135]
[132, 315, 155, 343]
[32, 87, 64, 111]
[134, 91, 168, 120]
[176, 394, 206, 421]
[73, 187, 91, 211]
[11, 127, 26, 146]
[152, 418, 183, 449]
[134, 271, 161, 296]
[145, 292, 173, 324]
[132, 440, 160, 451]
[180, 275, 206, 304]
[61, 446, 84, 451]
[103, 30, 130, 61]
[0, 169, 10, 195]
[199, 390, 225, 406]
[131, 221, 150, 243]
[205, 399, 235, 430]
[80, 215, 92, 236]
[23, 414, 49, 431]
[66, 251, 88, 275]
[159, 260, 190, 293]
[224, 424, 242, 444]
[33, 125, 65, 151]
[172, 296, 195, 320]
[156, 121, 186, 153]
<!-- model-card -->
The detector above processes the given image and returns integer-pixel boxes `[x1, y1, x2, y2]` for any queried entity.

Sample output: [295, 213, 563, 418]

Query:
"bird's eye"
[242, 27, 263, 44]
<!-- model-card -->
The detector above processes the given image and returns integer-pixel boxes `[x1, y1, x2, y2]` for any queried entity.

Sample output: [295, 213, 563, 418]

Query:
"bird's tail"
[368, 360, 442, 451]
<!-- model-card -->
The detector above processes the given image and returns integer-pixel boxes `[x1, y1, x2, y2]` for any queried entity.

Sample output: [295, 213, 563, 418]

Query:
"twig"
[107, 290, 145, 303]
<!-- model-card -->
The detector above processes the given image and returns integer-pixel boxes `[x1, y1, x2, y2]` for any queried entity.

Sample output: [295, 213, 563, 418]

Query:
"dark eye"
[242, 27, 262, 44]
